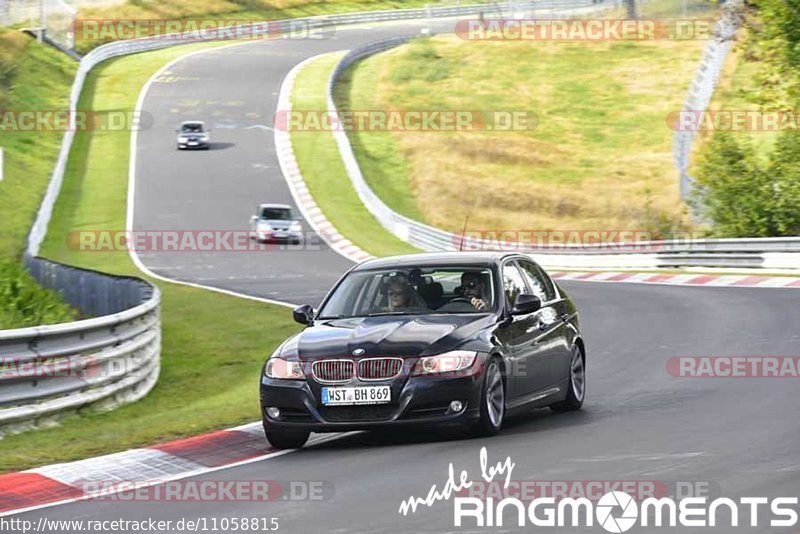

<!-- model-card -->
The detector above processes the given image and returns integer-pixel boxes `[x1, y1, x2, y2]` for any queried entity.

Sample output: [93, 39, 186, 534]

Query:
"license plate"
[275, 231, 287, 238]
[321, 386, 391, 406]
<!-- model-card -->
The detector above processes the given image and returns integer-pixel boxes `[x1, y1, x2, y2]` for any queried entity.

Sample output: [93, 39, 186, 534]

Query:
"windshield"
[180, 124, 204, 133]
[261, 208, 293, 220]
[317, 266, 496, 318]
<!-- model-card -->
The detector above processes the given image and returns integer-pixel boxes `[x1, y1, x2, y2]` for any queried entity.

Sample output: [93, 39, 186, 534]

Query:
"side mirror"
[511, 294, 541, 315]
[293, 304, 314, 326]
[250, 215, 259, 223]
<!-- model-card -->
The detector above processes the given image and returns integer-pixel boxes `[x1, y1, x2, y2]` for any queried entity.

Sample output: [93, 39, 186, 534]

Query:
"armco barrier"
[8, 0, 608, 436]
[326, 26, 800, 271]
[26, 0, 602, 257]
[0, 256, 160, 437]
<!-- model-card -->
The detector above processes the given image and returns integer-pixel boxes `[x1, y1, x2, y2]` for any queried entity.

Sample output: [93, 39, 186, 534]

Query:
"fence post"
[38, 0, 45, 43]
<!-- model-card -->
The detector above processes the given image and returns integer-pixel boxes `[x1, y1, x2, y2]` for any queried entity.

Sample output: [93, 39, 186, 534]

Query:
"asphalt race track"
[132, 21, 457, 305]
[18, 19, 800, 534]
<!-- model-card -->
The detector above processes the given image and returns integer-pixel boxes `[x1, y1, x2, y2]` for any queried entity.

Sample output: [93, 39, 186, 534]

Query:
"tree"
[768, 131, 800, 235]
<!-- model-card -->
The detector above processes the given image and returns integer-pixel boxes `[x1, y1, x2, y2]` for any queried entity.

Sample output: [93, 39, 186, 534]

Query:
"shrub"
[693, 131, 800, 236]
[0, 260, 79, 329]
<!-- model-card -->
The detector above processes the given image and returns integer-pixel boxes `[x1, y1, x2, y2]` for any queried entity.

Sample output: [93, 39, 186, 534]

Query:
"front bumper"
[255, 231, 303, 243]
[177, 140, 208, 149]
[260, 365, 485, 432]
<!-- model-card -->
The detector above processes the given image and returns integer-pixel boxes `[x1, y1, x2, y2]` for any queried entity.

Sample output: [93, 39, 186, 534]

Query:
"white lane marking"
[574, 452, 707, 462]
[127, 40, 299, 310]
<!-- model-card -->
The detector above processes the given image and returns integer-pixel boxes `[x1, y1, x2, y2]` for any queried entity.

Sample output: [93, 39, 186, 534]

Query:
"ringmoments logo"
[398, 447, 800, 530]
[596, 491, 637, 533]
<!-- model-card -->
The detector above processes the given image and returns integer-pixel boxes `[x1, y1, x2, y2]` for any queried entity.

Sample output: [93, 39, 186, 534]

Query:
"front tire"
[263, 420, 310, 449]
[475, 357, 505, 436]
[551, 345, 585, 412]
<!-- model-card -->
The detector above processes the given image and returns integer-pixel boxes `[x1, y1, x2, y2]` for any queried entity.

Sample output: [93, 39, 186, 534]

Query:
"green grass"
[632, 0, 718, 18]
[0, 30, 83, 327]
[0, 31, 76, 259]
[290, 52, 418, 257]
[332, 54, 427, 225]
[335, 34, 709, 239]
[0, 40, 302, 473]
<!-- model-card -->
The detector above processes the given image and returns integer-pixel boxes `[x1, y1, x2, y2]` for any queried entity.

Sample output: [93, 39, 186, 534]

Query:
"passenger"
[386, 279, 415, 311]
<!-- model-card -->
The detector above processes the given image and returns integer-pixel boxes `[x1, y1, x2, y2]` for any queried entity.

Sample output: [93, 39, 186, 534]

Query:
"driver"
[461, 271, 488, 310]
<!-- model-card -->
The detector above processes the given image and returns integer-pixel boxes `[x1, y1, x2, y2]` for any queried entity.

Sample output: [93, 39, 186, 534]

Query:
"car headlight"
[289, 222, 302, 232]
[411, 350, 477, 376]
[264, 357, 305, 380]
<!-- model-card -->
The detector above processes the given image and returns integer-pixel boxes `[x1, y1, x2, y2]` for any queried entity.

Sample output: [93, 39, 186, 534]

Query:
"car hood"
[281, 314, 495, 361]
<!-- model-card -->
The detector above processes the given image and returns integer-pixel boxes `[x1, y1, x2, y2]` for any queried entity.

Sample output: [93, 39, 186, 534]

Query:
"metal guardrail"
[0, 257, 160, 437]
[26, 0, 598, 257]
[325, 11, 800, 271]
[3, 0, 793, 436]
[10, 0, 614, 436]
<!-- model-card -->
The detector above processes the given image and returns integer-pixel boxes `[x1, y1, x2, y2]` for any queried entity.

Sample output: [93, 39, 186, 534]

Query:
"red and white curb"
[275, 54, 373, 265]
[551, 271, 800, 288]
[0, 423, 347, 516]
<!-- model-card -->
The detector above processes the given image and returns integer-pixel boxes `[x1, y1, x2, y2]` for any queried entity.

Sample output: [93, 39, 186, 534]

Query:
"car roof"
[258, 203, 292, 210]
[353, 251, 525, 271]
[180, 121, 204, 126]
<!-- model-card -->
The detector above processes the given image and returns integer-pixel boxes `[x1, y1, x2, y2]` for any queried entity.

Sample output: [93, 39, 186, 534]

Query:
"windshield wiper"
[364, 311, 424, 317]
[319, 312, 426, 319]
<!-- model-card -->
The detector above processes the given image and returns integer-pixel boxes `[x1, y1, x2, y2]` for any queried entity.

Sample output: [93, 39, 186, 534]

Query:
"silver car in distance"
[176, 120, 210, 150]
[250, 204, 303, 244]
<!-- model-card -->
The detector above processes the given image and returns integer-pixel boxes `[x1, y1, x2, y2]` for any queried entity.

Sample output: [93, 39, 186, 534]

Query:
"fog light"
[266, 407, 281, 419]
[448, 400, 463, 413]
